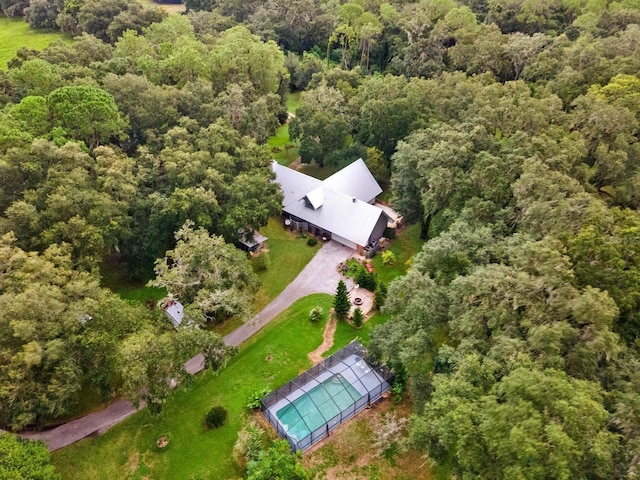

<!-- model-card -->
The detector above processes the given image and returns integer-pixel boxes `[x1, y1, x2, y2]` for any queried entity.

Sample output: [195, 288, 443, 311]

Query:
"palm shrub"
[309, 306, 323, 323]
[246, 388, 271, 410]
[205, 406, 227, 429]
[233, 422, 266, 469]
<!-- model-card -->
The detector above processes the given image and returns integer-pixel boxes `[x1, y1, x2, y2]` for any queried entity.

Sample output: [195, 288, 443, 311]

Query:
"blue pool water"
[276, 375, 362, 440]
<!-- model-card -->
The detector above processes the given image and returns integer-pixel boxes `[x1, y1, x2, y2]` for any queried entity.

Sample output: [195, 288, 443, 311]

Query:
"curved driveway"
[20, 240, 355, 451]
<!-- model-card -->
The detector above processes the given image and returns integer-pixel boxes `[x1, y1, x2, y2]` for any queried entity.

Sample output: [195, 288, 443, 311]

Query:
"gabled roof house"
[271, 159, 390, 250]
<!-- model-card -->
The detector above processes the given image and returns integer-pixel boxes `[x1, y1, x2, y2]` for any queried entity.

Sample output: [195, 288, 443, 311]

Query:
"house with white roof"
[271, 158, 390, 251]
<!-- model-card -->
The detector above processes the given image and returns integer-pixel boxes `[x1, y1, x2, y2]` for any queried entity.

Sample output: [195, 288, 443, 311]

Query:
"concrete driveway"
[21, 240, 355, 451]
[186, 240, 355, 371]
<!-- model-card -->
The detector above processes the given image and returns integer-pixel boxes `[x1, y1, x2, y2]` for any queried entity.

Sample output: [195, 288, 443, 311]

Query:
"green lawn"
[269, 92, 302, 166]
[286, 91, 301, 113]
[100, 256, 167, 306]
[0, 17, 68, 70]
[251, 217, 320, 311]
[53, 293, 375, 480]
[325, 311, 390, 358]
[268, 123, 300, 165]
[137, 0, 185, 14]
[370, 223, 423, 285]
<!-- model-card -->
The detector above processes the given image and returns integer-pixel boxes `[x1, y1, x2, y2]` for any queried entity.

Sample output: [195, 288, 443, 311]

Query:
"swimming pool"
[262, 342, 394, 451]
[276, 374, 362, 440]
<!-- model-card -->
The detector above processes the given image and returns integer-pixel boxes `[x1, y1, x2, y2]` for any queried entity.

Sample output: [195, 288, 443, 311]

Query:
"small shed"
[238, 230, 268, 253]
[162, 299, 184, 329]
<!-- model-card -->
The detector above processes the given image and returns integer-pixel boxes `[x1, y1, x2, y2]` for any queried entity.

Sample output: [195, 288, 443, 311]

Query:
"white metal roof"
[271, 161, 322, 208]
[323, 158, 382, 204]
[283, 188, 386, 247]
[304, 186, 324, 209]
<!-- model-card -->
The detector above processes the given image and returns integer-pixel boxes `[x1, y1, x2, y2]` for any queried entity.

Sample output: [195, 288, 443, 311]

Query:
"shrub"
[309, 306, 323, 323]
[352, 307, 363, 328]
[254, 252, 271, 271]
[383, 227, 396, 239]
[307, 237, 318, 246]
[246, 388, 271, 410]
[374, 282, 388, 310]
[356, 269, 377, 291]
[391, 381, 404, 404]
[205, 406, 227, 429]
[382, 250, 396, 266]
[233, 422, 266, 468]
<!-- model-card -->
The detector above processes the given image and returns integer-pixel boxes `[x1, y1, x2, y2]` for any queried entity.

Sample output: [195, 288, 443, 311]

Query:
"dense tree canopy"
[151, 221, 259, 323]
[0, 434, 60, 480]
[1, 0, 640, 478]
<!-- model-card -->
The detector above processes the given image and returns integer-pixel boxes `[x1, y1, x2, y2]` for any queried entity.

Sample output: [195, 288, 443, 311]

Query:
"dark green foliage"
[46, 85, 128, 149]
[184, 0, 214, 13]
[356, 269, 377, 291]
[3, 3, 640, 479]
[383, 227, 396, 239]
[374, 282, 387, 310]
[25, 0, 63, 30]
[205, 405, 227, 429]
[0, 434, 60, 480]
[307, 236, 318, 246]
[334, 280, 350, 321]
[352, 307, 363, 328]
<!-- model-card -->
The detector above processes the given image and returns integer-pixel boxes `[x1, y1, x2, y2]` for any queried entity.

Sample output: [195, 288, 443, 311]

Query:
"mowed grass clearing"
[0, 17, 68, 69]
[136, 0, 185, 14]
[370, 223, 423, 285]
[270, 92, 302, 166]
[251, 217, 320, 312]
[52, 294, 355, 480]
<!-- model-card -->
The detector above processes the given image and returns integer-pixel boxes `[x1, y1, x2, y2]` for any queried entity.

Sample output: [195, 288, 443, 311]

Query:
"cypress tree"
[334, 280, 350, 320]
[352, 307, 363, 328]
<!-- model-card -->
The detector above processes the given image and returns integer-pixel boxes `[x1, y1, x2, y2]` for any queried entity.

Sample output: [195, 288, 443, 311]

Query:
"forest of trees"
[1, 0, 640, 477]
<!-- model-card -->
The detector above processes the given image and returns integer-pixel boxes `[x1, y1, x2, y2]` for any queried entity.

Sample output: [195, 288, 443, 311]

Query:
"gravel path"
[19, 240, 355, 451]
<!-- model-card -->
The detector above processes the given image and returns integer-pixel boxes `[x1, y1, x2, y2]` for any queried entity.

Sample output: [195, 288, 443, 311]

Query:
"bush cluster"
[205, 406, 227, 429]
[246, 388, 271, 410]
[356, 269, 377, 291]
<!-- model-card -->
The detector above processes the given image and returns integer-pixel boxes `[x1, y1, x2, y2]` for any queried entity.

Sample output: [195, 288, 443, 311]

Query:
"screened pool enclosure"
[261, 341, 394, 451]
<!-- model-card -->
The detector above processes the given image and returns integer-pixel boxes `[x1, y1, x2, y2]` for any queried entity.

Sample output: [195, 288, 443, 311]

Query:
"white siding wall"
[331, 234, 358, 250]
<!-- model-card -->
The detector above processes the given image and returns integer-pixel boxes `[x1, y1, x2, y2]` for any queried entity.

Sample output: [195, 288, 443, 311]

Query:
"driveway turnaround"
[20, 240, 355, 451]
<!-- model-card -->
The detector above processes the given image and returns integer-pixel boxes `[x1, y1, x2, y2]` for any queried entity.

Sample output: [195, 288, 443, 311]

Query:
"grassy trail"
[269, 92, 301, 165]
